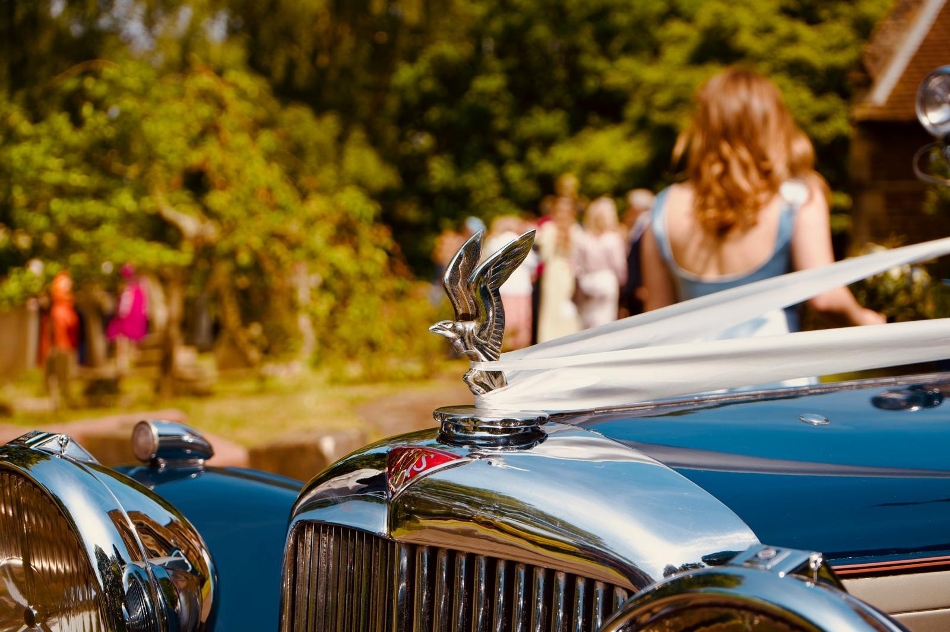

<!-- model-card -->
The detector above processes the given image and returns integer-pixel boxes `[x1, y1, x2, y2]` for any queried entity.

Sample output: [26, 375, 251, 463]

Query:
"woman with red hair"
[641, 67, 883, 337]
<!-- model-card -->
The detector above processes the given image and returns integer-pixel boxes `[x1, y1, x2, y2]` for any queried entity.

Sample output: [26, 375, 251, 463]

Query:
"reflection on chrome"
[0, 431, 217, 632]
[0, 470, 107, 631]
[282, 422, 761, 631]
[601, 545, 904, 632]
[871, 385, 944, 411]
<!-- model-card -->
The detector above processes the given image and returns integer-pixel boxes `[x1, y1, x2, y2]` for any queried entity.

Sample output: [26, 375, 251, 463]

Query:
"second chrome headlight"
[0, 431, 216, 632]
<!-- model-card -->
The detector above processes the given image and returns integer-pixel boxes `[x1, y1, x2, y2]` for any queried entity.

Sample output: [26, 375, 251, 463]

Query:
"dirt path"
[357, 375, 473, 440]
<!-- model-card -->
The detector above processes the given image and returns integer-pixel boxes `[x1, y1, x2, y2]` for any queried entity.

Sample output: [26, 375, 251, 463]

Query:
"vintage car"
[5, 70, 950, 632]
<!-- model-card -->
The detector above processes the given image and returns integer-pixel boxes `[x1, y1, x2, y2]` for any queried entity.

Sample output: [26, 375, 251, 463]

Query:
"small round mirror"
[917, 66, 950, 138]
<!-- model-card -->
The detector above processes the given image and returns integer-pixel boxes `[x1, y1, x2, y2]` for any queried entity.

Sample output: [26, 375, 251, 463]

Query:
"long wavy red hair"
[674, 67, 816, 237]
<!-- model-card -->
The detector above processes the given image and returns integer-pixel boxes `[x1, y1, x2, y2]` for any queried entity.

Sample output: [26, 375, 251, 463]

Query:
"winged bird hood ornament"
[430, 229, 536, 395]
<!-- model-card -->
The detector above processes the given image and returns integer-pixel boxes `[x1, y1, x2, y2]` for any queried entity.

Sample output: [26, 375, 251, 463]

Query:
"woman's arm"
[641, 226, 677, 311]
[791, 179, 886, 326]
[608, 232, 628, 287]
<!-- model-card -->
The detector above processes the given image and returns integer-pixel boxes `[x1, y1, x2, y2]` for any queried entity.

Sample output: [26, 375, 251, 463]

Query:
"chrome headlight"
[601, 545, 904, 632]
[0, 431, 215, 632]
[917, 66, 950, 139]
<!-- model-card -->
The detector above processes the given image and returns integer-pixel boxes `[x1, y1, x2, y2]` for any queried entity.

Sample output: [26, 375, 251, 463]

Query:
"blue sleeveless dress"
[651, 181, 806, 339]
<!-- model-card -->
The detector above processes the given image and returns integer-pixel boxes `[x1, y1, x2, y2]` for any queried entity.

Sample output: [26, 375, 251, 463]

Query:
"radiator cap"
[434, 406, 548, 449]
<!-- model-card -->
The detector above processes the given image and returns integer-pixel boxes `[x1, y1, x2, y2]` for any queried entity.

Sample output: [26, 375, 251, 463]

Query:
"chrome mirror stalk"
[132, 420, 215, 468]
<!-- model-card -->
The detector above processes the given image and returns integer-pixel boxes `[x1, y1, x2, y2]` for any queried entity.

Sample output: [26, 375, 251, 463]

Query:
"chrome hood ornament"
[430, 229, 535, 395]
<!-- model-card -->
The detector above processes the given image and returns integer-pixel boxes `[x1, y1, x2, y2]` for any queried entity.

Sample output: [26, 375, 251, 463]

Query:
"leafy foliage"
[0, 57, 438, 373]
[850, 243, 950, 322]
[300, 0, 890, 268]
[0, 0, 893, 375]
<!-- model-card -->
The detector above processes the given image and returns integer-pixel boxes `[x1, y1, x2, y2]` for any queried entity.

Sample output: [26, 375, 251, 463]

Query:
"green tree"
[372, 0, 891, 268]
[0, 58, 438, 383]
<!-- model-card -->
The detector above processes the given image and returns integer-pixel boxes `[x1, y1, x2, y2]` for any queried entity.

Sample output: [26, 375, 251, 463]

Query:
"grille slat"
[370, 536, 386, 631]
[552, 572, 567, 632]
[434, 548, 450, 631]
[513, 563, 527, 632]
[530, 567, 546, 632]
[414, 546, 433, 632]
[284, 523, 628, 632]
[571, 578, 586, 632]
[592, 581, 608, 630]
[451, 552, 469, 632]
[472, 555, 489, 632]
[492, 560, 508, 632]
[394, 544, 412, 632]
[293, 523, 310, 631]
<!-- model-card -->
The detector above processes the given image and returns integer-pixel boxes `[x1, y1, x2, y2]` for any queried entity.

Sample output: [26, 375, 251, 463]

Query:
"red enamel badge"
[387, 446, 465, 496]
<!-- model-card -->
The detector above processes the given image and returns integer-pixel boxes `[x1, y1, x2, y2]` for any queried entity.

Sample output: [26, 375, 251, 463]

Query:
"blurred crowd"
[432, 66, 885, 353]
[432, 172, 656, 349]
[27, 263, 158, 406]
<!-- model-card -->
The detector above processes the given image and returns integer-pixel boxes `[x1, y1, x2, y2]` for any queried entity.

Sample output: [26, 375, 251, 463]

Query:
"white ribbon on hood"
[473, 237, 950, 411]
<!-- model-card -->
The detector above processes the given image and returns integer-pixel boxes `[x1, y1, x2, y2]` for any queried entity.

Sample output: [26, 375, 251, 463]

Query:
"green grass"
[0, 358, 469, 447]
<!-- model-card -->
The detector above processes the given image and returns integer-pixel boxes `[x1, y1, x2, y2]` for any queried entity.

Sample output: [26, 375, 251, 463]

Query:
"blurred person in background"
[485, 215, 538, 349]
[107, 263, 149, 374]
[535, 196, 583, 342]
[40, 270, 79, 407]
[576, 197, 627, 328]
[619, 188, 656, 317]
[641, 66, 884, 338]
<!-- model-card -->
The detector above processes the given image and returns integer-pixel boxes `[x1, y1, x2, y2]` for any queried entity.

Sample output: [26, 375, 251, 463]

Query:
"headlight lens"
[0, 431, 216, 632]
[0, 469, 108, 631]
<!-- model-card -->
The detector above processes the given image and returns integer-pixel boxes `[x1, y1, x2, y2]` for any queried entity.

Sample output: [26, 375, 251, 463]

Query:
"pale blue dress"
[651, 181, 806, 340]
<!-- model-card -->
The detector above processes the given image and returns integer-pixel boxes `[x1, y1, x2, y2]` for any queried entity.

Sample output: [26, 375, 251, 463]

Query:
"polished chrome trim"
[601, 545, 905, 632]
[132, 420, 214, 467]
[799, 413, 830, 426]
[296, 423, 757, 589]
[1, 440, 161, 630]
[0, 433, 216, 632]
[281, 522, 632, 632]
[435, 406, 548, 448]
[430, 229, 535, 395]
[388, 422, 758, 589]
[11, 430, 99, 463]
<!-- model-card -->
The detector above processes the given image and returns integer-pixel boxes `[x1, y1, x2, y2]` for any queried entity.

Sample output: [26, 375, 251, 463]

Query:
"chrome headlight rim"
[0, 431, 216, 632]
[600, 545, 904, 632]
[917, 65, 950, 139]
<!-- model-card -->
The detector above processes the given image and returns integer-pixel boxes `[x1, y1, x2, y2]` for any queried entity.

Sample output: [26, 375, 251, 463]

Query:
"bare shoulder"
[794, 175, 830, 217]
[664, 182, 693, 209]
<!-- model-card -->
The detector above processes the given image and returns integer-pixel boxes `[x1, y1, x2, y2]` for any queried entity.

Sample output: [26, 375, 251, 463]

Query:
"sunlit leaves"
[0, 56, 437, 372]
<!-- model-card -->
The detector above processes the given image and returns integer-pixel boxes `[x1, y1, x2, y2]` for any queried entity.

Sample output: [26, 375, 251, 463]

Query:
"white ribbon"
[474, 237, 950, 411]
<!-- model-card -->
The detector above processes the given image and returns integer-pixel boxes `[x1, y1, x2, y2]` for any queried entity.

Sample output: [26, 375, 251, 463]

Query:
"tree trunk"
[158, 270, 185, 398]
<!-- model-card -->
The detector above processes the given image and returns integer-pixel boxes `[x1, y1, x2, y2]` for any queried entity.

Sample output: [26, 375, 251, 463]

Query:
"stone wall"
[0, 306, 37, 380]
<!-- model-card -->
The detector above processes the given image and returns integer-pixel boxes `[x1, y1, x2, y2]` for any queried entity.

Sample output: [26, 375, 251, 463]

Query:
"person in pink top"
[107, 263, 149, 373]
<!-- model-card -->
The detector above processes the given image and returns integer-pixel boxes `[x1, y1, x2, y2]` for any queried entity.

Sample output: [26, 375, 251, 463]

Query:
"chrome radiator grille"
[282, 522, 630, 632]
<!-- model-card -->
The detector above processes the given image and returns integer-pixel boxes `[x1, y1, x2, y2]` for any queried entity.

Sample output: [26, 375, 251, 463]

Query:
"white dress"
[575, 230, 627, 329]
[535, 222, 582, 343]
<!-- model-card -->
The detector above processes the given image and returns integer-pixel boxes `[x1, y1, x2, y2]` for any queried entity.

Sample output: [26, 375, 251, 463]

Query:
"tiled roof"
[862, 0, 925, 80]
[854, 0, 950, 121]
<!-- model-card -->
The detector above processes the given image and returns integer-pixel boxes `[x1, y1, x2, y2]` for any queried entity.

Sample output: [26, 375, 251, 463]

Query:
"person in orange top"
[49, 271, 79, 351]
[41, 270, 80, 407]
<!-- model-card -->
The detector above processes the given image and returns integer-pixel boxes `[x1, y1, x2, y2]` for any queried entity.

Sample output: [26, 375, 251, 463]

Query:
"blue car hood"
[574, 377, 950, 564]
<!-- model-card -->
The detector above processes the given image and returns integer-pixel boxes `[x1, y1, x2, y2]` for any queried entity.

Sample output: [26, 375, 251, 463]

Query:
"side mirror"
[914, 66, 950, 184]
